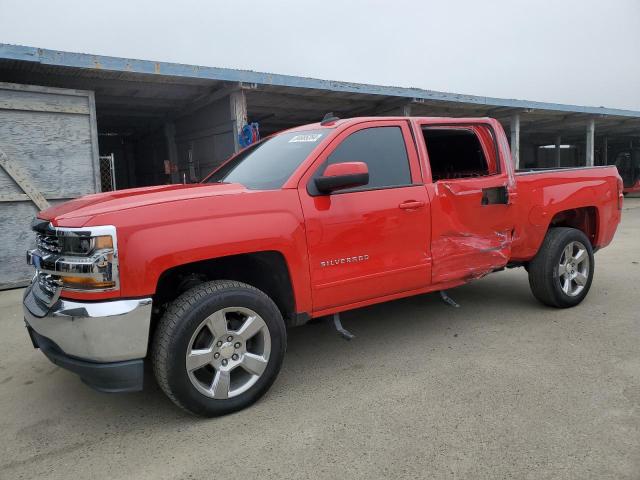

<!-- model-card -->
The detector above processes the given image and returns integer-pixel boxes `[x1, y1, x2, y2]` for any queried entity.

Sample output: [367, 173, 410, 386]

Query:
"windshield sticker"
[289, 134, 323, 143]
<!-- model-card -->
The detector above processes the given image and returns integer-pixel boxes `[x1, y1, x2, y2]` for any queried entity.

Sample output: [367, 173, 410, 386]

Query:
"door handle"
[399, 200, 425, 210]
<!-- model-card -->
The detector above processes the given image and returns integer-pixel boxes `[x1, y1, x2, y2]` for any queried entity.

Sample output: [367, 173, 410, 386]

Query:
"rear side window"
[323, 126, 412, 191]
[422, 128, 495, 181]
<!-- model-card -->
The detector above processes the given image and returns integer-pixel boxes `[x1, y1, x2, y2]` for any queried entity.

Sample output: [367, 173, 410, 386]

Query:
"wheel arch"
[547, 206, 599, 247]
[153, 251, 298, 327]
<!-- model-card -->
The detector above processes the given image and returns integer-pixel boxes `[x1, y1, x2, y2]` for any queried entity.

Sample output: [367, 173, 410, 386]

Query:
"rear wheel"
[152, 280, 286, 417]
[528, 227, 594, 308]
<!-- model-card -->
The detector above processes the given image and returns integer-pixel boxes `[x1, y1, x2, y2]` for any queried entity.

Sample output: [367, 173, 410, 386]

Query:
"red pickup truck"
[23, 116, 623, 416]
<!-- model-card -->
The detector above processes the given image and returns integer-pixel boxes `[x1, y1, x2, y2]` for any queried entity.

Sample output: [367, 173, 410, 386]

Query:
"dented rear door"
[417, 122, 516, 284]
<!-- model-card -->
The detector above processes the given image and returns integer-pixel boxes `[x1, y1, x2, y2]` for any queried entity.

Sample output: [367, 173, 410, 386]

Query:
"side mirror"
[314, 162, 369, 194]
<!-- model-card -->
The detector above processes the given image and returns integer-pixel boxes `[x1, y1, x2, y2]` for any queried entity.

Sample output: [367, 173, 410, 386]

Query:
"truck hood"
[39, 183, 248, 226]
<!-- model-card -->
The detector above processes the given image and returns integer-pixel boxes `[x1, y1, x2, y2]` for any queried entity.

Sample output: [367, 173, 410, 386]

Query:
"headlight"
[28, 223, 119, 293]
[62, 235, 113, 256]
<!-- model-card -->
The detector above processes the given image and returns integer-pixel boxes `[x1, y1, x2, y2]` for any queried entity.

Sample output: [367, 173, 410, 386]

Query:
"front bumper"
[28, 327, 144, 393]
[23, 284, 152, 392]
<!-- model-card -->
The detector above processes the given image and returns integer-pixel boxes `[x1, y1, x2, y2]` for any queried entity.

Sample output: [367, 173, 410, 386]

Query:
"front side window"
[206, 129, 329, 190]
[319, 126, 412, 192]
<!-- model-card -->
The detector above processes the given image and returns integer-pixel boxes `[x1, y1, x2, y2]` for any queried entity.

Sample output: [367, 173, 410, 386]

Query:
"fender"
[63, 189, 313, 313]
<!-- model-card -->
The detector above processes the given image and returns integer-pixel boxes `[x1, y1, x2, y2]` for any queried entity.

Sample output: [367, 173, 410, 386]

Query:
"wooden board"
[0, 82, 99, 289]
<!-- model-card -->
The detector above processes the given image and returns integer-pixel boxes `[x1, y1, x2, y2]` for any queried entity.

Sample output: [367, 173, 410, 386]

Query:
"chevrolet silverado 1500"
[23, 116, 623, 416]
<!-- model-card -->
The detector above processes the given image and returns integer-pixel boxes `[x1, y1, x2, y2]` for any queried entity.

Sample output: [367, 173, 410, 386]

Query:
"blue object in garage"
[239, 123, 260, 148]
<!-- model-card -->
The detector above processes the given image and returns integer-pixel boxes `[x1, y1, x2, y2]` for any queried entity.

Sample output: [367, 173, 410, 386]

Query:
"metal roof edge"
[2, 43, 639, 119]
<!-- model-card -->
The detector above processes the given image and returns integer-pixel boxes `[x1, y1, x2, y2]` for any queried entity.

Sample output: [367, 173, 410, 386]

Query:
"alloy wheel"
[185, 307, 271, 399]
[557, 241, 590, 297]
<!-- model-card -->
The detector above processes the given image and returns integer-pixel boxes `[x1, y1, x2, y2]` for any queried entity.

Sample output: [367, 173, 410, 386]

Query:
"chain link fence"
[99, 154, 116, 192]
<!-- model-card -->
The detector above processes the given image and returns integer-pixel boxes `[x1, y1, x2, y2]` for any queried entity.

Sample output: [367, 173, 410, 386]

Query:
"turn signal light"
[94, 235, 113, 250]
[62, 276, 116, 290]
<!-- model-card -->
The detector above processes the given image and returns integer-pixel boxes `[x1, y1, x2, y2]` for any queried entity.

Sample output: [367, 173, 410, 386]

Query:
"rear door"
[298, 120, 431, 312]
[417, 122, 516, 284]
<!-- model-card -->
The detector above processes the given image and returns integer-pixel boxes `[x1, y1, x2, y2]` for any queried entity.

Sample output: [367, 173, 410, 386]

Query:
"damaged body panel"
[428, 179, 513, 283]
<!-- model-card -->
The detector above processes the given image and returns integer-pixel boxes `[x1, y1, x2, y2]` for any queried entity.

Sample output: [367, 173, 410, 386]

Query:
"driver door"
[298, 120, 431, 312]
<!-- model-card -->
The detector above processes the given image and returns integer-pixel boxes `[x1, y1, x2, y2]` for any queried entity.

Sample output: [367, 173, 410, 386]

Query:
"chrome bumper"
[23, 284, 152, 362]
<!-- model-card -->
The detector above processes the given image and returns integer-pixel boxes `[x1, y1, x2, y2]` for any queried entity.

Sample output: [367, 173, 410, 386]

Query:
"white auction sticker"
[289, 134, 323, 143]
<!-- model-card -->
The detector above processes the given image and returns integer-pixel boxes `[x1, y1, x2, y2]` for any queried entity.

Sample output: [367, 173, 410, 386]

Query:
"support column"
[164, 122, 180, 183]
[586, 118, 595, 166]
[602, 135, 608, 166]
[510, 114, 520, 169]
[230, 90, 248, 153]
[555, 135, 562, 167]
[402, 103, 412, 117]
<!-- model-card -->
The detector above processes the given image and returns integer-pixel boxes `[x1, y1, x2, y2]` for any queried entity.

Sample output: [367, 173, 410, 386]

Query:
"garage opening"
[612, 149, 640, 188]
[93, 80, 239, 190]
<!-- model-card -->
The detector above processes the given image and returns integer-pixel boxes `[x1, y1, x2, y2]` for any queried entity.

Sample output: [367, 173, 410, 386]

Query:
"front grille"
[30, 222, 63, 307]
[31, 271, 62, 307]
[35, 233, 62, 254]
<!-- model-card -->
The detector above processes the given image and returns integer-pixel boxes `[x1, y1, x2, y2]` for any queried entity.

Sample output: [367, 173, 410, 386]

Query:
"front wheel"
[528, 227, 595, 308]
[151, 280, 286, 417]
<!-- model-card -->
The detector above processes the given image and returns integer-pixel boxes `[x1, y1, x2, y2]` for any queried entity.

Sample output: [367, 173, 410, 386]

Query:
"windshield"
[205, 129, 330, 190]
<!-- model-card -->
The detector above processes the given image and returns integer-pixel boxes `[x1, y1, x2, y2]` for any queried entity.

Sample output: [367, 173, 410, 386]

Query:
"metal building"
[1, 44, 639, 287]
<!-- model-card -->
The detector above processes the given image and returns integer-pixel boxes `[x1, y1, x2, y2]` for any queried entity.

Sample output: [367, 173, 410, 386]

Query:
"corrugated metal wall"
[0, 82, 99, 289]
[174, 96, 239, 182]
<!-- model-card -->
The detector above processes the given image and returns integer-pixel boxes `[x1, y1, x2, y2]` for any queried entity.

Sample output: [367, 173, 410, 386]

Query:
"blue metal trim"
[2, 43, 640, 118]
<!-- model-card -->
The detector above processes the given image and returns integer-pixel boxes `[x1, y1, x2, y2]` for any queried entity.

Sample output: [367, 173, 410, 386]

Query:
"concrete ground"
[1, 199, 639, 480]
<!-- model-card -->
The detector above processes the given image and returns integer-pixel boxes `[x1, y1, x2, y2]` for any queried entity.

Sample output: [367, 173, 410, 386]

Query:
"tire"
[528, 227, 595, 308]
[151, 280, 286, 417]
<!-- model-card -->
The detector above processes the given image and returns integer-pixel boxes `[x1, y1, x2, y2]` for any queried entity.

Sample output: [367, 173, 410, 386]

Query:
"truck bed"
[510, 165, 621, 260]
[515, 165, 614, 175]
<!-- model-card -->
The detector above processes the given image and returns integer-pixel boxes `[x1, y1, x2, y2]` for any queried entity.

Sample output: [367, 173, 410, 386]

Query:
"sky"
[1, 0, 639, 111]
